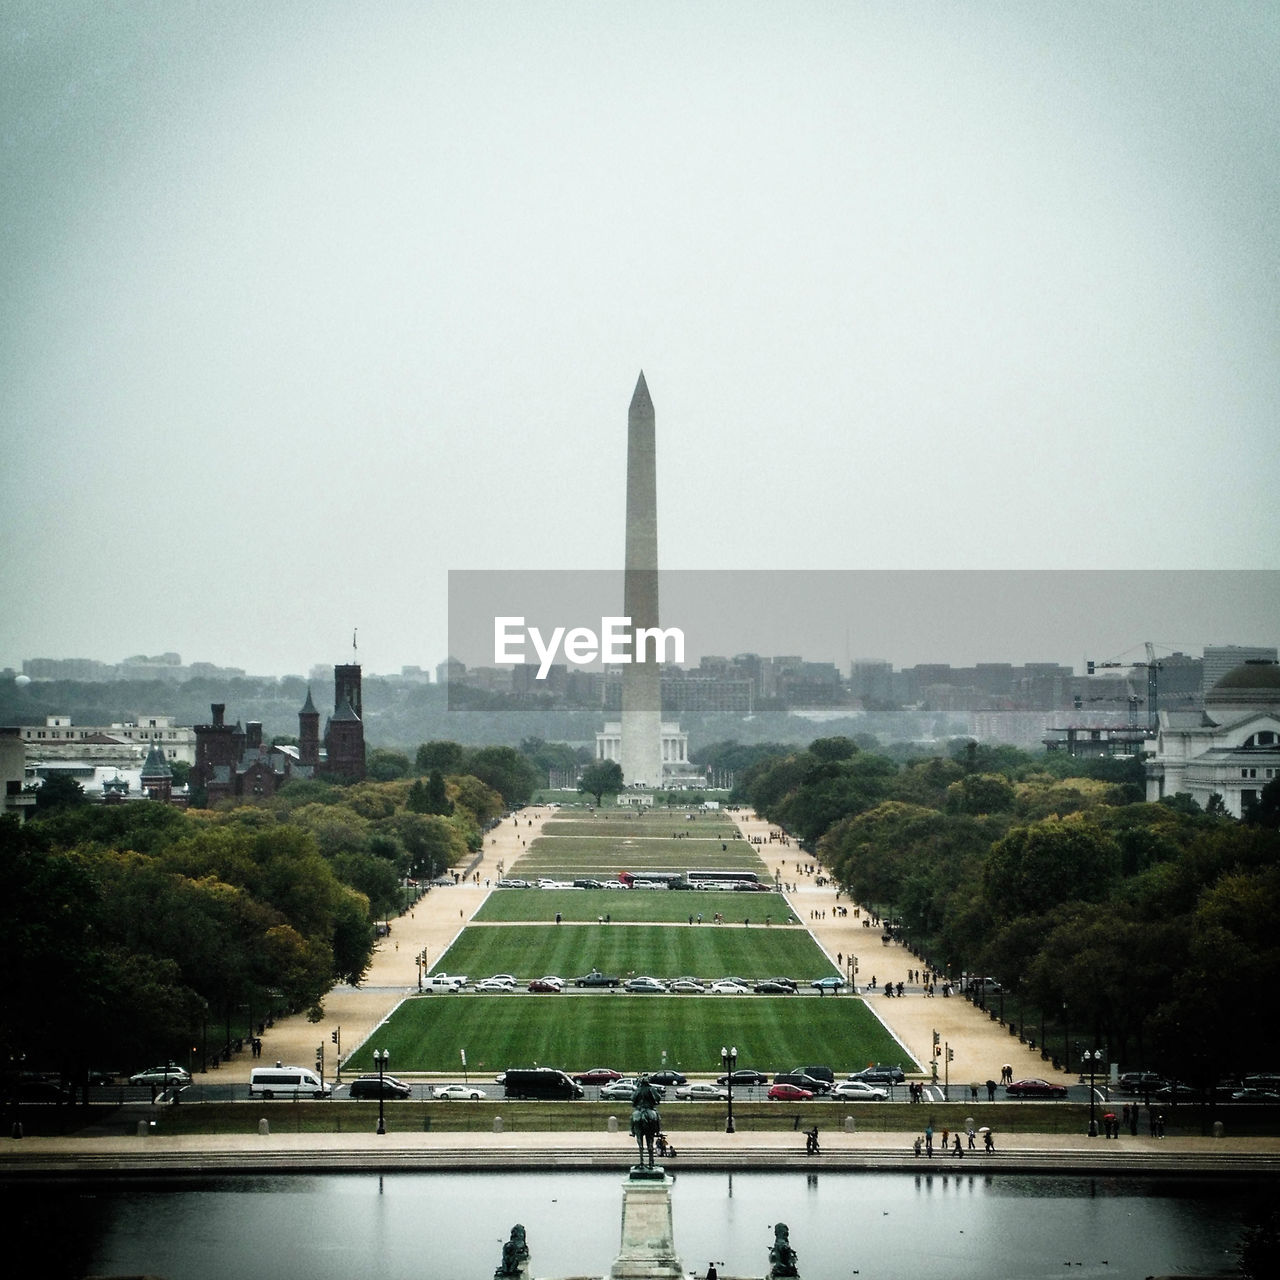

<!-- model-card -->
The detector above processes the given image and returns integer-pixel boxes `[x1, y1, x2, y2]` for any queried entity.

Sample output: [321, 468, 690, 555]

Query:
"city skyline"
[3, 3, 1278, 677]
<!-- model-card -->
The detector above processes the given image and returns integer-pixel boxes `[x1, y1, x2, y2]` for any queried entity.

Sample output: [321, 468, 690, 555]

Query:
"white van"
[248, 1066, 330, 1099]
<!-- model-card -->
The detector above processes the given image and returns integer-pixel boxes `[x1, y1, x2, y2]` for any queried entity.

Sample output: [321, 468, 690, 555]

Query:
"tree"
[578, 760, 624, 805]
[408, 770, 453, 815]
[416, 740, 466, 774]
[366, 748, 411, 781]
[465, 745, 539, 806]
[33, 772, 86, 811]
[984, 816, 1120, 922]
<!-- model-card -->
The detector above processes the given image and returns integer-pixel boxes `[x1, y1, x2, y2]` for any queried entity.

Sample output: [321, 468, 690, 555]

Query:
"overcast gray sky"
[3, 1, 1278, 677]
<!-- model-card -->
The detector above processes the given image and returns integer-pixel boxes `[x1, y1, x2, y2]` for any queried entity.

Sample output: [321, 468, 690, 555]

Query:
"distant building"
[2, 727, 37, 823]
[191, 662, 365, 802]
[1144, 660, 1280, 818]
[15, 714, 196, 766]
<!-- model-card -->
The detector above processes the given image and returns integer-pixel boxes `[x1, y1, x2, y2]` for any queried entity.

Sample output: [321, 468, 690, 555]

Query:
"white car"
[129, 1065, 191, 1087]
[709, 980, 751, 994]
[675, 1082, 729, 1101]
[434, 1083, 486, 1101]
[475, 977, 518, 992]
[831, 1080, 889, 1101]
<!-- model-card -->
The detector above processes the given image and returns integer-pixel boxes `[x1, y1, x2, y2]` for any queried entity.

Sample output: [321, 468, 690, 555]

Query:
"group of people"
[914, 1124, 994, 1156]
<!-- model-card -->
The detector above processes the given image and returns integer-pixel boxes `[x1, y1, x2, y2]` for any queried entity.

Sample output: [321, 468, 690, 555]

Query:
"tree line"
[737, 736, 1280, 1084]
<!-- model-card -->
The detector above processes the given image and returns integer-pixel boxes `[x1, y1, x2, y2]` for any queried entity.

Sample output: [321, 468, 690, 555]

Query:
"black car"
[346, 1075, 413, 1100]
[754, 980, 796, 994]
[849, 1064, 905, 1084]
[648, 1070, 688, 1086]
[716, 1068, 769, 1087]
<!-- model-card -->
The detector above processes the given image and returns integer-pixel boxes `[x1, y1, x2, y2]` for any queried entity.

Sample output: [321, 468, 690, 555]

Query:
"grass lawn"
[510, 837, 770, 882]
[472, 889, 800, 925]
[344, 995, 909, 1078]
[433, 924, 836, 981]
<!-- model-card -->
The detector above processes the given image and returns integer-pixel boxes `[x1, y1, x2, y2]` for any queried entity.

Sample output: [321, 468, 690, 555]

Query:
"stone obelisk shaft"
[621, 372, 663, 787]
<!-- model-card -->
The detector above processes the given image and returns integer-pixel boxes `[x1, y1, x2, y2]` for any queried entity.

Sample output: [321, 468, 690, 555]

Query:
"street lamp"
[721, 1045, 737, 1134]
[1082, 1047, 1105, 1136]
[374, 1048, 389, 1135]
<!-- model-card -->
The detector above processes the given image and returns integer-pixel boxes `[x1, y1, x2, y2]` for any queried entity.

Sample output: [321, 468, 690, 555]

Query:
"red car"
[573, 1067, 623, 1085]
[767, 1082, 815, 1101]
[1005, 1078, 1068, 1099]
[528, 978, 562, 993]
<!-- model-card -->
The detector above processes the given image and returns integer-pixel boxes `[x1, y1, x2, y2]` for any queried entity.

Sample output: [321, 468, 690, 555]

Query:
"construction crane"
[1144, 642, 1161, 733]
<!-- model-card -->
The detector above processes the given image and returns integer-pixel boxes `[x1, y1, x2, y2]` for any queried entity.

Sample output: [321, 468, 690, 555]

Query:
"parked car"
[601, 1078, 666, 1102]
[475, 977, 518, 992]
[1230, 1088, 1280, 1103]
[753, 980, 796, 994]
[668, 979, 705, 993]
[773, 1072, 829, 1094]
[346, 1075, 413, 1100]
[625, 976, 668, 993]
[795, 1065, 835, 1086]
[709, 980, 751, 994]
[573, 1067, 623, 1085]
[9, 1078, 74, 1104]
[717, 1069, 769, 1087]
[648, 1069, 688, 1086]
[575, 970, 621, 988]
[675, 1082, 729, 1101]
[528, 977, 563, 993]
[811, 976, 845, 992]
[1154, 1081, 1199, 1103]
[831, 1080, 889, 1101]
[129, 1065, 192, 1087]
[768, 1082, 814, 1101]
[434, 1083, 486, 1101]
[1005, 1078, 1069, 1099]
[1118, 1071, 1166, 1094]
[763, 977, 799, 992]
[848, 1065, 905, 1084]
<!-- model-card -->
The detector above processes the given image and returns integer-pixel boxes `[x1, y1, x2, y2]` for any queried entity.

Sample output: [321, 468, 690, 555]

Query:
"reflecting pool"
[13, 1170, 1252, 1280]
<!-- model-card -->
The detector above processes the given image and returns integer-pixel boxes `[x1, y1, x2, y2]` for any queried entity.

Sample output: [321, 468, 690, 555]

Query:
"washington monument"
[620, 371, 664, 787]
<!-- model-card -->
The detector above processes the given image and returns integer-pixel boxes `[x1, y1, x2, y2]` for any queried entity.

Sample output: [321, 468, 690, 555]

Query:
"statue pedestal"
[609, 1169, 685, 1280]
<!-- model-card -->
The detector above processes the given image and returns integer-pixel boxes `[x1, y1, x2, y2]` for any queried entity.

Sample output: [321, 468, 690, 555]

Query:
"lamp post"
[374, 1048, 389, 1135]
[1082, 1047, 1104, 1136]
[721, 1045, 737, 1134]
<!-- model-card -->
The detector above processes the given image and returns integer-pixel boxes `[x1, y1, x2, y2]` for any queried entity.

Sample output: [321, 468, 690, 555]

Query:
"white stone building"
[1144, 660, 1280, 818]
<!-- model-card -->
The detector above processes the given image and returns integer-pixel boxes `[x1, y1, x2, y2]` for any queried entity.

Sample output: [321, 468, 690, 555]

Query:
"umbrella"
[1103, 1112, 1116, 1120]
[977, 1126, 991, 1133]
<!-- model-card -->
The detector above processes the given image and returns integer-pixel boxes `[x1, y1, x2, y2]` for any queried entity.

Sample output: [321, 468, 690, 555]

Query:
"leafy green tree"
[984, 816, 1120, 922]
[34, 772, 86, 811]
[416, 740, 466, 774]
[367, 748, 411, 781]
[464, 745, 540, 806]
[408, 770, 453, 815]
[945, 772, 1015, 815]
[578, 760, 624, 805]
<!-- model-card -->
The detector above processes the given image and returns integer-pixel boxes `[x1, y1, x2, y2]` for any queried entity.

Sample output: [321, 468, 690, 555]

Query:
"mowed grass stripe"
[434, 924, 835, 980]
[347, 996, 909, 1076]
[472, 890, 800, 925]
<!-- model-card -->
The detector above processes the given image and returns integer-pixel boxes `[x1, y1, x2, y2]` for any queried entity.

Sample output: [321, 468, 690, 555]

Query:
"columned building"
[1145, 660, 1280, 818]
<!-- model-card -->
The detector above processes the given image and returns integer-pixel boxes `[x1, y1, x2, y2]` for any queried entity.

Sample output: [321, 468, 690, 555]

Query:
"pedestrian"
[925, 1124, 934, 1156]
[967, 1124, 976, 1149]
[913, 1136, 922, 1157]
[953, 1133, 963, 1157]
[984, 1130, 995, 1152]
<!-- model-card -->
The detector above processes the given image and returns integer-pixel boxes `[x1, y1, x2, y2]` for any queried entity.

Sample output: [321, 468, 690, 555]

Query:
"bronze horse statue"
[630, 1076, 662, 1168]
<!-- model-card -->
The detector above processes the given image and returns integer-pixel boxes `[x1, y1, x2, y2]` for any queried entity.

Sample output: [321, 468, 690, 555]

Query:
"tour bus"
[248, 1065, 330, 1099]
[685, 869, 761, 888]
[502, 1067, 584, 1100]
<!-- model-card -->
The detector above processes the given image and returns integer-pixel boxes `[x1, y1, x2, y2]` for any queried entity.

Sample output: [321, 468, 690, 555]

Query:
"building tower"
[324, 663, 366, 781]
[620, 371, 664, 787]
[298, 687, 320, 769]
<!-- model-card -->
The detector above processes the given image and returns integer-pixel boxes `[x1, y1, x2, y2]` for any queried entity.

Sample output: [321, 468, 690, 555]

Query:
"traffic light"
[315, 1045, 323, 1072]
[331, 1030, 338, 1044]
[933, 1029, 942, 1058]
[1087, 660, 1095, 675]
[947, 1047, 954, 1062]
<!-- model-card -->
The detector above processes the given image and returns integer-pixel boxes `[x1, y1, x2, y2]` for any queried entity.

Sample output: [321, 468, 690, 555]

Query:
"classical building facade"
[1144, 660, 1280, 818]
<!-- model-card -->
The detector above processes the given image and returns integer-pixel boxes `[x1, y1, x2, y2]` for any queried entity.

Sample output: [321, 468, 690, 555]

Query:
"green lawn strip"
[473, 890, 799, 925]
[345, 996, 907, 1077]
[542, 815, 744, 839]
[510, 837, 768, 879]
[433, 924, 835, 982]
